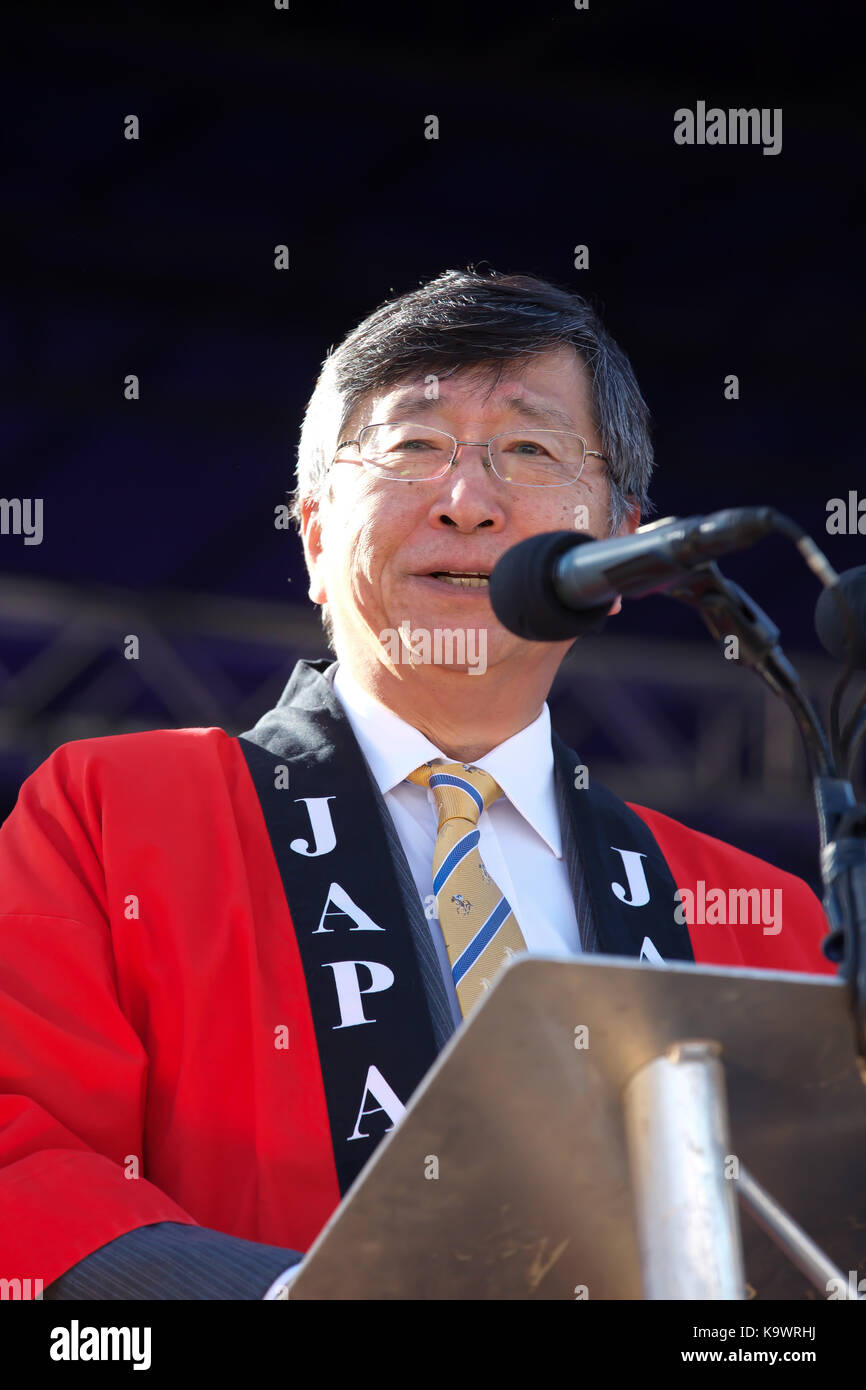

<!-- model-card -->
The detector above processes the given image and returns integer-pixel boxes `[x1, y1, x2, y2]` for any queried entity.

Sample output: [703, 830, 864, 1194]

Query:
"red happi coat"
[0, 685, 835, 1286]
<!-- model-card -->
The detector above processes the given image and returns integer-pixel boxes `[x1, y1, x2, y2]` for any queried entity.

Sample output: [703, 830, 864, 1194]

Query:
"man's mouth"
[427, 571, 491, 589]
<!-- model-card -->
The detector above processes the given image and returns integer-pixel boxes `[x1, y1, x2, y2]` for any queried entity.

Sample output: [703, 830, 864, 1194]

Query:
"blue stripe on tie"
[433, 829, 479, 895]
[429, 773, 484, 817]
[452, 896, 512, 986]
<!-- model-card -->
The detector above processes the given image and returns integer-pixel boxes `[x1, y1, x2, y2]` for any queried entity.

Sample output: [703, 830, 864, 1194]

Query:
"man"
[0, 269, 834, 1300]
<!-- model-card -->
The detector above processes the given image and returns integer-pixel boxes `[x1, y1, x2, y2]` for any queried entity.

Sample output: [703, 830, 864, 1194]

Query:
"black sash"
[239, 661, 439, 1197]
[552, 732, 695, 963]
[240, 660, 694, 1194]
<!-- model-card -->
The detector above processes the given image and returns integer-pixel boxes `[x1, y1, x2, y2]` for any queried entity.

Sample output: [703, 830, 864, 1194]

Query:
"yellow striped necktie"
[407, 760, 527, 1017]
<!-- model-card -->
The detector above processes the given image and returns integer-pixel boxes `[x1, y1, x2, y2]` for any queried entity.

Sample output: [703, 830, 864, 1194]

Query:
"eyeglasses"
[330, 421, 609, 488]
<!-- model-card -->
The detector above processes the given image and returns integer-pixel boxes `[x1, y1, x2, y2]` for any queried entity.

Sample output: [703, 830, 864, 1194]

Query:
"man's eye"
[508, 440, 550, 456]
[392, 438, 441, 451]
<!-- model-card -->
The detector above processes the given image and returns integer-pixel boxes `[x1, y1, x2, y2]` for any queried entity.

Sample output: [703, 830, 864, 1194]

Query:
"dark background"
[2, 0, 863, 898]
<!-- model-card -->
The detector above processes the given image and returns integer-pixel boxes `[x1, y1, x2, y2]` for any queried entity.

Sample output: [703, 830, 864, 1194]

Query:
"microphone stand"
[668, 563, 866, 1065]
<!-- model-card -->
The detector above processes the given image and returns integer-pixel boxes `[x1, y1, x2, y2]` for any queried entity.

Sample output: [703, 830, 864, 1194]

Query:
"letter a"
[347, 1065, 405, 1140]
[673, 108, 694, 146]
[313, 882, 385, 934]
[674, 887, 694, 925]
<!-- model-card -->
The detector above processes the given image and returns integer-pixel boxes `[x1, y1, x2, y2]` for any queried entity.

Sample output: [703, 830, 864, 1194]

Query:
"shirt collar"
[332, 662, 563, 858]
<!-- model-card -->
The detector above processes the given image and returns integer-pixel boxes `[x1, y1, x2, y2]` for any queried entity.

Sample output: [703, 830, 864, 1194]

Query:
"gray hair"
[288, 267, 655, 647]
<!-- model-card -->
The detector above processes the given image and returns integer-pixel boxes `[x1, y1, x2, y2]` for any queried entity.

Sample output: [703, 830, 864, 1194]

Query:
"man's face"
[301, 345, 640, 679]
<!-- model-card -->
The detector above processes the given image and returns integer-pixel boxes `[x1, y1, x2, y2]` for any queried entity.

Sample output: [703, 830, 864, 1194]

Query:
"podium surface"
[289, 956, 866, 1300]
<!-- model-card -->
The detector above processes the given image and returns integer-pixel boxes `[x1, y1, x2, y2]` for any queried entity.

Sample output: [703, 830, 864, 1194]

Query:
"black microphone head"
[815, 566, 866, 668]
[489, 530, 611, 641]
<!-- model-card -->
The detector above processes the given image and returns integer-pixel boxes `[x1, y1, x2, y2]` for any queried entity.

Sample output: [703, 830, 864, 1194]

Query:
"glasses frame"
[330, 421, 610, 489]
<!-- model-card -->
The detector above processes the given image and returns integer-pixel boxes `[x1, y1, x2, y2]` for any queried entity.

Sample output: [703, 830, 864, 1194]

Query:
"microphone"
[489, 507, 781, 641]
[815, 567, 866, 669]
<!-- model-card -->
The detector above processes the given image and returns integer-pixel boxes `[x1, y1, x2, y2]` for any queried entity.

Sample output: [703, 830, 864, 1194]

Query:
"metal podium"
[288, 954, 866, 1300]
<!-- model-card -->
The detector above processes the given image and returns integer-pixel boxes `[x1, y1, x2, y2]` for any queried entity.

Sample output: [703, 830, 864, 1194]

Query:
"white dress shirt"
[332, 662, 581, 1027]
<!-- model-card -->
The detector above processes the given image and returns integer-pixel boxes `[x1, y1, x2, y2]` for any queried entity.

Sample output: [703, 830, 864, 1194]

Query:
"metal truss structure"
[2, 573, 858, 841]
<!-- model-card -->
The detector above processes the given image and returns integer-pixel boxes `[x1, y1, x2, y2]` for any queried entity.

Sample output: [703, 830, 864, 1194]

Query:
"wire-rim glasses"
[330, 421, 610, 489]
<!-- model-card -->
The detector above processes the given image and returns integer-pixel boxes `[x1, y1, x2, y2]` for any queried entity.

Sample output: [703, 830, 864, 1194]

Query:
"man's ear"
[606, 498, 641, 616]
[616, 498, 641, 539]
[300, 495, 328, 606]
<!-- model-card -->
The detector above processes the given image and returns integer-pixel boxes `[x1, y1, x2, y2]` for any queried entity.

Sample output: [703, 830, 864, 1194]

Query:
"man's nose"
[427, 444, 507, 531]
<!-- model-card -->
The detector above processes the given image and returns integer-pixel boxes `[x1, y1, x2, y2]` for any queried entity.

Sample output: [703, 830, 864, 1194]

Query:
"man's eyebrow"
[371, 393, 579, 433]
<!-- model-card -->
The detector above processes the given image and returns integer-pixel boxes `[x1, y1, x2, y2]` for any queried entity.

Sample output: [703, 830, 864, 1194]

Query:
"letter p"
[323, 960, 395, 1029]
